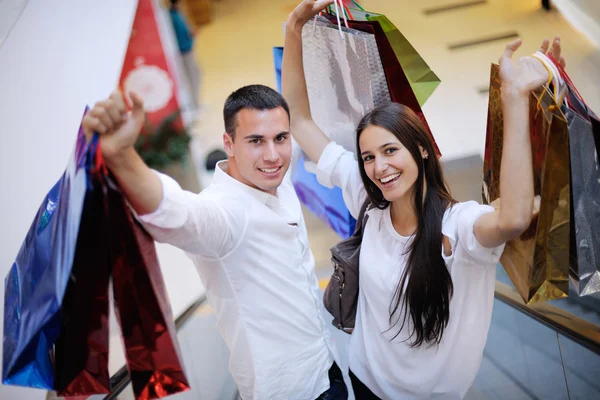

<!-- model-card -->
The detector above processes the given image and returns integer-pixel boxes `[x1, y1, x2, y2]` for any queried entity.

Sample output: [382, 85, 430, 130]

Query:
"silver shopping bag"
[301, 19, 391, 155]
[565, 90, 600, 296]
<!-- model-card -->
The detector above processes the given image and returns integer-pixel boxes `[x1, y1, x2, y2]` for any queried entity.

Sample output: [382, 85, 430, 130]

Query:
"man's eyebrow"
[244, 134, 264, 140]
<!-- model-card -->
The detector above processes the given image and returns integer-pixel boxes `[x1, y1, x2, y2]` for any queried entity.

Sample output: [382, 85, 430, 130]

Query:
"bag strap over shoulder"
[353, 199, 372, 235]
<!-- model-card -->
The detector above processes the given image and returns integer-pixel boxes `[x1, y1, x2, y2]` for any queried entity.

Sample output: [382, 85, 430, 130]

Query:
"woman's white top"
[317, 142, 505, 399]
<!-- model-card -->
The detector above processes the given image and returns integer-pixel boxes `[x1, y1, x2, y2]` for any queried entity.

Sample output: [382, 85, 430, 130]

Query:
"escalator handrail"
[494, 281, 600, 355]
[102, 294, 208, 400]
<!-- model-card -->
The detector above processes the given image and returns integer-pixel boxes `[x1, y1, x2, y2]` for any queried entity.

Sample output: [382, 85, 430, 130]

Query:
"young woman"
[282, 1, 565, 399]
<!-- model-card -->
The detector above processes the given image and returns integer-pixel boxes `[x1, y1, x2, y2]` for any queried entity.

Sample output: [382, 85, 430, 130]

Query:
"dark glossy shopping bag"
[56, 137, 190, 399]
[107, 172, 190, 399]
[547, 57, 600, 296]
[54, 135, 111, 396]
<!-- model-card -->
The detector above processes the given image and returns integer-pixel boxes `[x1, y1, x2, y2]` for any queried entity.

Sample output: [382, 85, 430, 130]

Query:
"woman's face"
[359, 124, 422, 203]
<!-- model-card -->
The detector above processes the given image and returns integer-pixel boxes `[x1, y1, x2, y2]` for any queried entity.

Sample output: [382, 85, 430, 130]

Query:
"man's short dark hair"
[223, 85, 290, 139]
[170, 0, 179, 6]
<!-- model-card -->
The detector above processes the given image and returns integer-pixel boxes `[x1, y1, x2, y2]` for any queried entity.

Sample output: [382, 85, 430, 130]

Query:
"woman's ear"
[419, 145, 429, 159]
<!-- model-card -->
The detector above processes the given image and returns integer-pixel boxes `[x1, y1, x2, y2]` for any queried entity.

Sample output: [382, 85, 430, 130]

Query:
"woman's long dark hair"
[356, 103, 457, 348]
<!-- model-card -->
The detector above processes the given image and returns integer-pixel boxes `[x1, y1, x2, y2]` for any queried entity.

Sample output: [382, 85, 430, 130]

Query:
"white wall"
[0, 1, 204, 398]
[553, 0, 600, 48]
[0, 0, 29, 48]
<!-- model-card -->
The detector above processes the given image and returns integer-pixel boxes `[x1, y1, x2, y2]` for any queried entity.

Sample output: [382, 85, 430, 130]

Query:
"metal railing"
[102, 295, 209, 400]
[493, 281, 600, 355]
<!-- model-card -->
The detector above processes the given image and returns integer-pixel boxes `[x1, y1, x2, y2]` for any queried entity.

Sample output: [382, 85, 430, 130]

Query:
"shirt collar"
[213, 160, 276, 205]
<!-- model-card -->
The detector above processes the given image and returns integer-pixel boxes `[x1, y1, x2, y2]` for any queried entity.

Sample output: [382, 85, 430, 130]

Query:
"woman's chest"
[358, 223, 410, 294]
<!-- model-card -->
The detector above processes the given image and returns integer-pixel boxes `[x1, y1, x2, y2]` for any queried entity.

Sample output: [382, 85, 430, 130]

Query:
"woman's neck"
[390, 196, 418, 237]
[389, 178, 427, 237]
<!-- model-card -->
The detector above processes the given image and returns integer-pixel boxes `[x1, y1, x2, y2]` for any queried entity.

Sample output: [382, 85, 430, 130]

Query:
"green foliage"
[135, 110, 191, 170]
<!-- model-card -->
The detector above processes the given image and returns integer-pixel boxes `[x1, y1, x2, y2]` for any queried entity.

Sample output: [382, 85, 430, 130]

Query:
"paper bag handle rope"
[313, 0, 348, 38]
[547, 53, 589, 111]
[342, 2, 354, 20]
[529, 54, 556, 112]
[532, 51, 564, 107]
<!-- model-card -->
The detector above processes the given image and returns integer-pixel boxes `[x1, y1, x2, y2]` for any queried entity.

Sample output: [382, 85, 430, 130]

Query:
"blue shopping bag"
[3, 108, 92, 389]
[273, 47, 355, 238]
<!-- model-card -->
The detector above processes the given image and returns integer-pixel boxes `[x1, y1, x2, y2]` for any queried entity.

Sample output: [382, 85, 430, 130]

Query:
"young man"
[81, 84, 347, 400]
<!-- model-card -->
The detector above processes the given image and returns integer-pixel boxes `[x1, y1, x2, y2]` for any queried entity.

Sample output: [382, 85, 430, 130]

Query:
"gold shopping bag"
[482, 64, 570, 304]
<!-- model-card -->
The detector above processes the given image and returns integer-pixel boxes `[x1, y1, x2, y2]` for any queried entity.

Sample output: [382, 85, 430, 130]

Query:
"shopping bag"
[273, 45, 356, 238]
[3, 109, 91, 389]
[54, 135, 111, 396]
[292, 154, 356, 238]
[273, 47, 283, 94]
[547, 58, 600, 296]
[349, 8, 441, 106]
[321, 14, 440, 157]
[566, 105, 600, 296]
[107, 173, 190, 399]
[302, 18, 390, 154]
[482, 64, 570, 304]
[284, 19, 388, 237]
[55, 137, 190, 399]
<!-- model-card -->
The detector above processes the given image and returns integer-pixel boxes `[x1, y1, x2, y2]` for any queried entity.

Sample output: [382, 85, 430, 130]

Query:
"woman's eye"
[363, 155, 373, 162]
[385, 148, 397, 154]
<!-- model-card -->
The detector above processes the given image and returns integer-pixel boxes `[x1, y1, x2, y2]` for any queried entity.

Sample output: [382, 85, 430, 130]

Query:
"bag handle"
[84, 133, 108, 189]
[353, 198, 371, 235]
[93, 135, 107, 176]
[532, 51, 566, 108]
[547, 53, 591, 113]
[312, 0, 348, 37]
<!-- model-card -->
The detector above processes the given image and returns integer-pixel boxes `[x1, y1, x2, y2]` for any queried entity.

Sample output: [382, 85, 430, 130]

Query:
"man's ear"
[223, 132, 235, 158]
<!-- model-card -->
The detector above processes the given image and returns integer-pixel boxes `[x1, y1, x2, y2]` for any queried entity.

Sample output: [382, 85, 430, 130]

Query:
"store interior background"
[1, 0, 599, 399]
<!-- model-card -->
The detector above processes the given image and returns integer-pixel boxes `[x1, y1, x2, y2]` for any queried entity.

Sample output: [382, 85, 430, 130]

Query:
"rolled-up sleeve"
[137, 171, 245, 259]
[448, 201, 505, 265]
[316, 142, 367, 219]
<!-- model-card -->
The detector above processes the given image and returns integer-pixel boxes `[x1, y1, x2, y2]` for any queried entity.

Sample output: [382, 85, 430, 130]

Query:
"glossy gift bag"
[56, 138, 191, 399]
[273, 45, 356, 238]
[547, 57, 600, 297]
[3, 110, 92, 389]
[349, 7, 441, 106]
[482, 64, 570, 304]
[107, 173, 190, 399]
[286, 18, 390, 237]
[54, 136, 112, 396]
[302, 18, 390, 154]
[321, 14, 440, 156]
[4, 113, 190, 398]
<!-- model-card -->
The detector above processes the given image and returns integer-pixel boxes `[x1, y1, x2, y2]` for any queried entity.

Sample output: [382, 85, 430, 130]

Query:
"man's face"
[223, 107, 291, 195]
